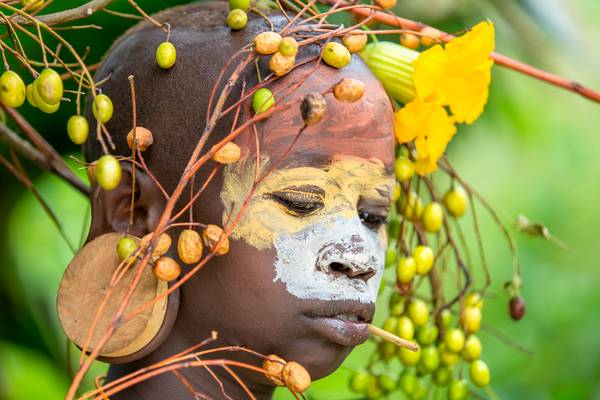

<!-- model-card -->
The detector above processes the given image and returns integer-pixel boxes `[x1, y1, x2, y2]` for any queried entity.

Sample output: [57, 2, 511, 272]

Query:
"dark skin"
[86, 3, 394, 399]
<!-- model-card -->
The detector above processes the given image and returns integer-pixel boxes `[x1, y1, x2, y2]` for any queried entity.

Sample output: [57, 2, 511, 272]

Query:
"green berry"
[95, 155, 121, 190]
[469, 359, 490, 387]
[400, 191, 423, 220]
[322, 42, 351, 68]
[252, 88, 275, 114]
[378, 374, 396, 392]
[156, 42, 177, 69]
[413, 245, 434, 275]
[433, 366, 452, 386]
[412, 379, 427, 400]
[397, 256, 416, 284]
[227, 9, 247, 30]
[0, 70, 26, 108]
[422, 201, 444, 233]
[444, 185, 468, 218]
[117, 236, 138, 261]
[444, 328, 465, 353]
[379, 341, 396, 361]
[463, 335, 482, 362]
[365, 376, 382, 399]
[385, 246, 398, 268]
[36, 68, 63, 105]
[420, 345, 440, 372]
[67, 115, 89, 145]
[349, 371, 371, 393]
[398, 345, 420, 366]
[441, 309, 452, 327]
[399, 370, 417, 395]
[408, 299, 429, 326]
[448, 379, 468, 400]
[395, 157, 414, 182]
[417, 323, 438, 345]
[439, 343, 459, 366]
[229, 0, 250, 10]
[382, 316, 398, 333]
[92, 94, 113, 123]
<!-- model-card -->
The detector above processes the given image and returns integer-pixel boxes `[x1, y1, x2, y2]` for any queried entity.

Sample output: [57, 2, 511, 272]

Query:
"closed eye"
[267, 189, 324, 217]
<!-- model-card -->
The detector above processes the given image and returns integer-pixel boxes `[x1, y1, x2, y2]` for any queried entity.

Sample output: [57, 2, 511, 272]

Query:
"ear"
[88, 162, 165, 240]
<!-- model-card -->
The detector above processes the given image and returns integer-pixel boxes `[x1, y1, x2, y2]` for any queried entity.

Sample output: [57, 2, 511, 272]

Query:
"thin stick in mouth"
[368, 324, 419, 352]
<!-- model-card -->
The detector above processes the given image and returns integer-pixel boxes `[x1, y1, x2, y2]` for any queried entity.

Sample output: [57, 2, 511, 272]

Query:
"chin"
[289, 338, 354, 380]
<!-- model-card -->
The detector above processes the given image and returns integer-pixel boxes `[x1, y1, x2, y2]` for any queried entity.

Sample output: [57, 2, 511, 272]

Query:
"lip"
[304, 301, 375, 347]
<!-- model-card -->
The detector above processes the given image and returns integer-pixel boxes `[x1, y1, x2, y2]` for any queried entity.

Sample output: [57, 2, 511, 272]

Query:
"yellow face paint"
[220, 155, 394, 303]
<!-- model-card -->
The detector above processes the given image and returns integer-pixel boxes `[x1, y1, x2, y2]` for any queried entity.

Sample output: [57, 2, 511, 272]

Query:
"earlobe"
[91, 162, 166, 238]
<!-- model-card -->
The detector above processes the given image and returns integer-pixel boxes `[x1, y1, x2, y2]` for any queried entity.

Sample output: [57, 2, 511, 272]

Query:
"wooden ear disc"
[57, 232, 171, 361]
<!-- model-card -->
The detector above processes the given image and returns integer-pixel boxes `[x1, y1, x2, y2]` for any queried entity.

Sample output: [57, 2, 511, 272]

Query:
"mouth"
[304, 301, 375, 347]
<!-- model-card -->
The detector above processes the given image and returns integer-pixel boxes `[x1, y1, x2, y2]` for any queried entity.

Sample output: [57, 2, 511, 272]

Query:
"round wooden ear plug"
[57, 232, 169, 359]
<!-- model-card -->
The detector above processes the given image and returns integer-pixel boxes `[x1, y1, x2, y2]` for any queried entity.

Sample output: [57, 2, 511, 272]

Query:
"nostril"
[327, 262, 376, 282]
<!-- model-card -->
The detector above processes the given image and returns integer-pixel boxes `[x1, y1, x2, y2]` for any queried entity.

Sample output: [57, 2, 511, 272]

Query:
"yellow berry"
[396, 316, 414, 340]
[92, 94, 113, 123]
[36, 68, 63, 105]
[461, 306, 482, 334]
[67, 115, 89, 145]
[396, 256, 416, 284]
[279, 37, 298, 57]
[156, 42, 177, 69]
[21, 0, 44, 10]
[26, 83, 37, 107]
[408, 299, 429, 326]
[439, 343, 459, 366]
[229, 0, 250, 11]
[422, 202, 444, 233]
[463, 335, 482, 362]
[444, 328, 465, 353]
[95, 155, 121, 191]
[400, 33, 420, 50]
[469, 360, 490, 387]
[398, 346, 420, 366]
[465, 292, 484, 310]
[413, 245, 434, 275]
[227, 9, 247, 30]
[400, 191, 423, 220]
[322, 42, 351, 69]
[0, 70, 26, 108]
[395, 157, 414, 182]
[444, 185, 468, 218]
[117, 236, 138, 262]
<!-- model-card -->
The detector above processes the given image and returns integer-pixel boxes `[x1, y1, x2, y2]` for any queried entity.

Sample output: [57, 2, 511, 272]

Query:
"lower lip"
[305, 316, 370, 347]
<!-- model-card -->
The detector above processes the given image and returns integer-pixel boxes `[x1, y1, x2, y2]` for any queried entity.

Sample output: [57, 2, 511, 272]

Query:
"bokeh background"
[0, 0, 599, 399]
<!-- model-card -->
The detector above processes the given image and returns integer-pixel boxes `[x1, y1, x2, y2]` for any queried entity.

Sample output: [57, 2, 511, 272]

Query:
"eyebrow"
[284, 184, 326, 197]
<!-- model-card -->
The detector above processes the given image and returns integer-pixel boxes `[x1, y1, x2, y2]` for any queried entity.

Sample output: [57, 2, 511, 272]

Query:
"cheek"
[273, 216, 385, 303]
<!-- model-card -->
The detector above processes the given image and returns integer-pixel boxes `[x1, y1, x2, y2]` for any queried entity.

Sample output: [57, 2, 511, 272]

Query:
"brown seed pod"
[282, 361, 311, 393]
[420, 26, 442, 47]
[509, 296, 526, 320]
[333, 78, 365, 103]
[87, 163, 96, 183]
[269, 52, 295, 77]
[300, 92, 327, 125]
[127, 126, 154, 152]
[202, 224, 229, 256]
[254, 32, 282, 55]
[342, 33, 367, 53]
[177, 229, 203, 265]
[400, 33, 420, 50]
[263, 354, 286, 386]
[279, 37, 298, 57]
[374, 0, 397, 10]
[141, 232, 172, 262]
[213, 141, 241, 164]
[153, 256, 181, 282]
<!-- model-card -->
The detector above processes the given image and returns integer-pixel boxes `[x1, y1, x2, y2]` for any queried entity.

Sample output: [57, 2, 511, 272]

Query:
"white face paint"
[273, 216, 385, 303]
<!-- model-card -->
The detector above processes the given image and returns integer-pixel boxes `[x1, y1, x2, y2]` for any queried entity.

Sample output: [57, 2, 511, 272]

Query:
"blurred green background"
[0, 0, 599, 399]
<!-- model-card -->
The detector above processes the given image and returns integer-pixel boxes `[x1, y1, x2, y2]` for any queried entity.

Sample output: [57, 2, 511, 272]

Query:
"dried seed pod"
[342, 33, 367, 53]
[300, 92, 327, 125]
[127, 126, 154, 152]
[153, 256, 181, 281]
[282, 361, 311, 393]
[269, 52, 295, 77]
[509, 296, 526, 320]
[263, 354, 286, 386]
[87, 163, 96, 183]
[202, 224, 229, 256]
[254, 32, 282, 55]
[177, 229, 203, 265]
[213, 141, 241, 164]
[420, 26, 442, 47]
[400, 33, 420, 50]
[374, 0, 397, 10]
[279, 37, 298, 57]
[141, 232, 172, 262]
[333, 78, 365, 103]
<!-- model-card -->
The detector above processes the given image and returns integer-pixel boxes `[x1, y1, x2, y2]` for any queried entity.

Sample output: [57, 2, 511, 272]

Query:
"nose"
[316, 234, 378, 282]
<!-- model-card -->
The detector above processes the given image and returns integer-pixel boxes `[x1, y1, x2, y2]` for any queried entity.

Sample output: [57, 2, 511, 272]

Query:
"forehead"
[236, 58, 395, 169]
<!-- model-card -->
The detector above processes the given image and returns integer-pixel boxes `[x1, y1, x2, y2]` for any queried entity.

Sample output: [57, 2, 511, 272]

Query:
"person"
[83, 1, 395, 398]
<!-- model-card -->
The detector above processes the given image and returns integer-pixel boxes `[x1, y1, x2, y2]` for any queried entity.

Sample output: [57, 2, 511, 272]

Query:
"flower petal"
[413, 104, 457, 175]
[413, 44, 447, 104]
[394, 100, 438, 143]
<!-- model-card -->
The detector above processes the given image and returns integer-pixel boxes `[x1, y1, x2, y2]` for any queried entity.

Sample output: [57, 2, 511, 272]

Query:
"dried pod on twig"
[153, 256, 181, 282]
[213, 141, 241, 164]
[177, 229, 203, 265]
[254, 32, 282, 55]
[300, 92, 327, 125]
[127, 126, 154, 152]
[263, 354, 286, 386]
[342, 33, 367, 53]
[282, 361, 311, 392]
[202, 224, 229, 256]
[141, 232, 172, 262]
[269, 52, 295, 77]
[333, 78, 365, 103]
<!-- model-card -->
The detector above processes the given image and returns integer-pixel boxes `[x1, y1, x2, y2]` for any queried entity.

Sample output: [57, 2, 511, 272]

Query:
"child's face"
[182, 60, 395, 380]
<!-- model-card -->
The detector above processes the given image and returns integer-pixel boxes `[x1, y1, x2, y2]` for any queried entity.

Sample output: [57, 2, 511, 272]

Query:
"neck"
[104, 333, 276, 400]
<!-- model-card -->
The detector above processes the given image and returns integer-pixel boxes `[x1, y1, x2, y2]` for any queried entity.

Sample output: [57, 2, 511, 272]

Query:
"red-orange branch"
[326, 1, 600, 104]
